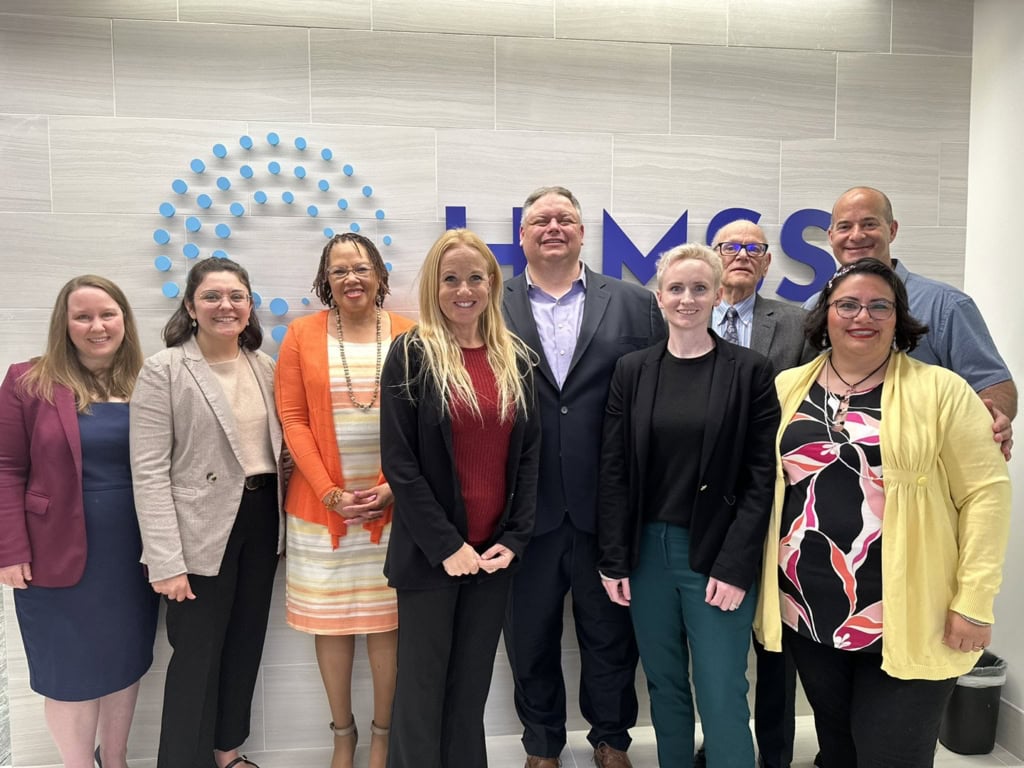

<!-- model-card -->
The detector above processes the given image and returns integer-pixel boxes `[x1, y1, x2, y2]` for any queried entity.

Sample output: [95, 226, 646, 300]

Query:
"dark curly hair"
[805, 258, 928, 352]
[312, 233, 390, 308]
[162, 256, 263, 350]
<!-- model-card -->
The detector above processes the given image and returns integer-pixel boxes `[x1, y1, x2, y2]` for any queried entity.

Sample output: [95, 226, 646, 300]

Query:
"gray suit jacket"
[130, 337, 285, 582]
[750, 294, 816, 372]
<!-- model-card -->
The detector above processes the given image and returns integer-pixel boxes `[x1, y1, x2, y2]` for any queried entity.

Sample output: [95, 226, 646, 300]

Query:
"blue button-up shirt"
[712, 293, 756, 348]
[526, 264, 587, 388]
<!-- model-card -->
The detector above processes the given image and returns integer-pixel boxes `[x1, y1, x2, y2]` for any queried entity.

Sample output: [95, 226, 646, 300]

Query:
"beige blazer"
[130, 337, 286, 583]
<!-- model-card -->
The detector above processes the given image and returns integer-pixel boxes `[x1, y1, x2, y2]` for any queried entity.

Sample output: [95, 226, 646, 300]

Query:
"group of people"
[0, 184, 1013, 768]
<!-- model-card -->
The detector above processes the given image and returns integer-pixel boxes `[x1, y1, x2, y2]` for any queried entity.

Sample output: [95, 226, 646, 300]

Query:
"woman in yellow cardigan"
[275, 233, 414, 768]
[755, 258, 1010, 768]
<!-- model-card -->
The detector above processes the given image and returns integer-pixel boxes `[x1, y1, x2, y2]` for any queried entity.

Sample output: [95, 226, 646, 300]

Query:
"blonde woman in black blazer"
[597, 243, 780, 768]
[380, 229, 539, 768]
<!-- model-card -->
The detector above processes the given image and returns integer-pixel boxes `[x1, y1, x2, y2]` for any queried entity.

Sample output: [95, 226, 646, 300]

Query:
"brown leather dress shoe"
[593, 742, 633, 768]
[525, 757, 561, 768]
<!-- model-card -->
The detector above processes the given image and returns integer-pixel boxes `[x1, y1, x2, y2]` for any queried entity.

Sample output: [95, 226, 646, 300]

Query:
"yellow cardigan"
[754, 352, 1011, 680]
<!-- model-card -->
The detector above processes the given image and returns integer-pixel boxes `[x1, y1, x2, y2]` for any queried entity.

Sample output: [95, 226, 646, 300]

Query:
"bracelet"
[956, 611, 992, 627]
[323, 488, 344, 510]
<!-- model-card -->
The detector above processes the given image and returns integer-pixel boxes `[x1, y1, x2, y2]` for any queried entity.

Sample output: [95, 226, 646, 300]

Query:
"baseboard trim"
[997, 697, 1024, 759]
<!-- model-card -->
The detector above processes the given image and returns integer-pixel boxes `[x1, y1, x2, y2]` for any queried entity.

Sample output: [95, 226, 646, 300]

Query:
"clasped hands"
[442, 542, 514, 576]
[327, 483, 394, 525]
[602, 574, 746, 612]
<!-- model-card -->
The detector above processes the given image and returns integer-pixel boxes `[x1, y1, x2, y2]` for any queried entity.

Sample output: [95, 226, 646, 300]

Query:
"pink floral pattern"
[778, 383, 885, 652]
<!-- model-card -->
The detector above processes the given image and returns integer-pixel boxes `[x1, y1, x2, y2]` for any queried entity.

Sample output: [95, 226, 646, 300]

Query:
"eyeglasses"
[714, 242, 768, 259]
[328, 265, 373, 280]
[829, 299, 895, 320]
[197, 291, 251, 306]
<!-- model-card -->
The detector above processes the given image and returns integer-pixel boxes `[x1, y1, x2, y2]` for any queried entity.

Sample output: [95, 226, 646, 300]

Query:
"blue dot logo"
[150, 132, 394, 341]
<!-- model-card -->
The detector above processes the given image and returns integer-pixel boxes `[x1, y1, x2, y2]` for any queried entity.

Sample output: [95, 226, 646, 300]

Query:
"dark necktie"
[723, 307, 739, 344]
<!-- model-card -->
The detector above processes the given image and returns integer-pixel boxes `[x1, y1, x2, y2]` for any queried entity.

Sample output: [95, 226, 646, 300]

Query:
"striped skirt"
[285, 515, 397, 635]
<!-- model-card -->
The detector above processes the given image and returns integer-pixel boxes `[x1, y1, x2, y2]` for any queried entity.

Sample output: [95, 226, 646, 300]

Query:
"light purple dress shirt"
[526, 264, 587, 388]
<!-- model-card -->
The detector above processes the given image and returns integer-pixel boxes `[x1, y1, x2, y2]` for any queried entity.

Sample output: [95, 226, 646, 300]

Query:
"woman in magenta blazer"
[0, 275, 158, 768]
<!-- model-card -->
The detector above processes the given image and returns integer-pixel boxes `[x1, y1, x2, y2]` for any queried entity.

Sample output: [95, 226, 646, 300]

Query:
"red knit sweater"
[450, 347, 512, 547]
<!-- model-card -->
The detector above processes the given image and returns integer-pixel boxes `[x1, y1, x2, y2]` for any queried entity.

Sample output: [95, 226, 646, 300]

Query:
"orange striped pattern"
[284, 338, 397, 636]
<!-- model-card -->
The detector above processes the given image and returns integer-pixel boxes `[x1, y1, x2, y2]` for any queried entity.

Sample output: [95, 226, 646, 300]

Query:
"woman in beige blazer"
[131, 257, 285, 768]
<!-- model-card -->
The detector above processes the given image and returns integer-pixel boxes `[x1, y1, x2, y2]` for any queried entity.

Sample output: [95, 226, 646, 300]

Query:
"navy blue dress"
[14, 402, 159, 701]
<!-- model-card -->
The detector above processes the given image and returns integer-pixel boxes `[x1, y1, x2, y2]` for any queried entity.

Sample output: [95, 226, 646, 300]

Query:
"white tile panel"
[112, 20, 311, 121]
[310, 30, 494, 128]
[495, 37, 670, 134]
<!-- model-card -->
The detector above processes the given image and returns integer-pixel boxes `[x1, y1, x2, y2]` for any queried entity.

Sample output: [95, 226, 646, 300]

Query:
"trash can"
[939, 651, 1007, 755]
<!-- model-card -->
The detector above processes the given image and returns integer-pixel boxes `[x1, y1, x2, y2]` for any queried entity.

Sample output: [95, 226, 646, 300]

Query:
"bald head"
[712, 219, 771, 304]
[828, 187, 898, 267]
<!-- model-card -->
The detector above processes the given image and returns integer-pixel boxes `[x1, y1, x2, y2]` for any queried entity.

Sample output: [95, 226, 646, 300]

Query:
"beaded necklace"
[334, 306, 382, 412]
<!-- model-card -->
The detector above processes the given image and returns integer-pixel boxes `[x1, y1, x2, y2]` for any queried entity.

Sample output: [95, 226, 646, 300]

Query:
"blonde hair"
[655, 243, 723, 290]
[19, 275, 143, 413]
[401, 229, 534, 422]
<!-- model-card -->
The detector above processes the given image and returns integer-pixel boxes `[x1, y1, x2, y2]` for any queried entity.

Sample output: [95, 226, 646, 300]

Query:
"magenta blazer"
[0, 361, 88, 587]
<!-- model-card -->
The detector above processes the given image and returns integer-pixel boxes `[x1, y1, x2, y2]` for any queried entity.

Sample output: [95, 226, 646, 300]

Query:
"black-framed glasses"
[714, 242, 768, 258]
[197, 291, 251, 306]
[830, 299, 895, 320]
[328, 265, 373, 280]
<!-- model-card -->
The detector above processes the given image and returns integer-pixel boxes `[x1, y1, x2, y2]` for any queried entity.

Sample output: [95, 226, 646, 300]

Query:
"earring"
[821, 330, 830, 348]
[191, 318, 197, 329]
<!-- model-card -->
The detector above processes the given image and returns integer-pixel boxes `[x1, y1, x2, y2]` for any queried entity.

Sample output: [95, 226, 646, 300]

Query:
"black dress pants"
[786, 628, 956, 768]
[157, 482, 279, 768]
[503, 519, 638, 757]
[388, 571, 512, 768]
[753, 633, 797, 768]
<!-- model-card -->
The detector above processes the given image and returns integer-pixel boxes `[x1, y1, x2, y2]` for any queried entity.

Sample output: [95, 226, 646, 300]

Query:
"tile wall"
[0, 1, 975, 764]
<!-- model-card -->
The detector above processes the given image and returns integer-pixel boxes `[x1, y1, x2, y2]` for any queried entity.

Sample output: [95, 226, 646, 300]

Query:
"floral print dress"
[778, 381, 885, 652]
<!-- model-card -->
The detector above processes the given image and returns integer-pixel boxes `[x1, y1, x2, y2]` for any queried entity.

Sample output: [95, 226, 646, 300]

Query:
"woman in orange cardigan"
[275, 233, 414, 768]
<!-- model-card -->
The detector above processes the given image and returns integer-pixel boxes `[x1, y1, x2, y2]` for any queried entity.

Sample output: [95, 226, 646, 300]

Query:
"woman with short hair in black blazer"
[597, 243, 780, 768]
[380, 228, 540, 768]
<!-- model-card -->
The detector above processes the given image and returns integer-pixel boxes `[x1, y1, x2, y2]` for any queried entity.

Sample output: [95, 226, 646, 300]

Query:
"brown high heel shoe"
[329, 717, 358, 768]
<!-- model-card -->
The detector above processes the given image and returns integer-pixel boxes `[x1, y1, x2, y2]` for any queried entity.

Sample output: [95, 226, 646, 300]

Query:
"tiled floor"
[14, 718, 1022, 767]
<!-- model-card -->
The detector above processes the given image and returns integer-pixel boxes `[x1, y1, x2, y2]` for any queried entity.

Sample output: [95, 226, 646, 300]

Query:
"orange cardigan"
[275, 309, 415, 547]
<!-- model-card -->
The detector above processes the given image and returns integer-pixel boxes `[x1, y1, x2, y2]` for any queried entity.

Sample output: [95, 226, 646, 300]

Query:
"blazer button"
[206, 472, 218, 483]
[560, 406, 568, 414]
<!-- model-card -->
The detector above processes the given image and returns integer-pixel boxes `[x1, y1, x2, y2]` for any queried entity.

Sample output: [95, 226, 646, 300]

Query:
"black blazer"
[597, 333, 780, 590]
[502, 266, 666, 536]
[379, 333, 540, 590]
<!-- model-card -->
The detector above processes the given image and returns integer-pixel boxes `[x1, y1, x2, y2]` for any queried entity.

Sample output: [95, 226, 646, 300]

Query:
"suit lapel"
[54, 386, 83, 481]
[700, 337, 735, 478]
[181, 338, 246, 469]
[244, 350, 283, 458]
[634, 344, 664, 478]
[503, 275, 557, 388]
[751, 295, 777, 359]
[567, 267, 610, 380]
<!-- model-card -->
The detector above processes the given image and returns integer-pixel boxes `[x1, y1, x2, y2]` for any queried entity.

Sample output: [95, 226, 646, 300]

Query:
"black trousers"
[503, 519, 638, 757]
[157, 482, 280, 768]
[753, 633, 797, 768]
[388, 571, 512, 768]
[786, 628, 956, 768]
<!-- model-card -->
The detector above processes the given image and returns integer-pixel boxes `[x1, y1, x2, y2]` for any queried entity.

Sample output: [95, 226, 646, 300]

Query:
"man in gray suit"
[701, 219, 815, 768]
[502, 186, 666, 768]
[711, 219, 813, 371]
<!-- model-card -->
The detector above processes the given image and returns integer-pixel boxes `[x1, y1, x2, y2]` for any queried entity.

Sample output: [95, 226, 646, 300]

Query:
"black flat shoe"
[95, 745, 102, 767]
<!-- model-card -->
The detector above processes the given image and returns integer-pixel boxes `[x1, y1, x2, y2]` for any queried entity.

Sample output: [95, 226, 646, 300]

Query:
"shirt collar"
[714, 292, 757, 326]
[525, 262, 587, 292]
